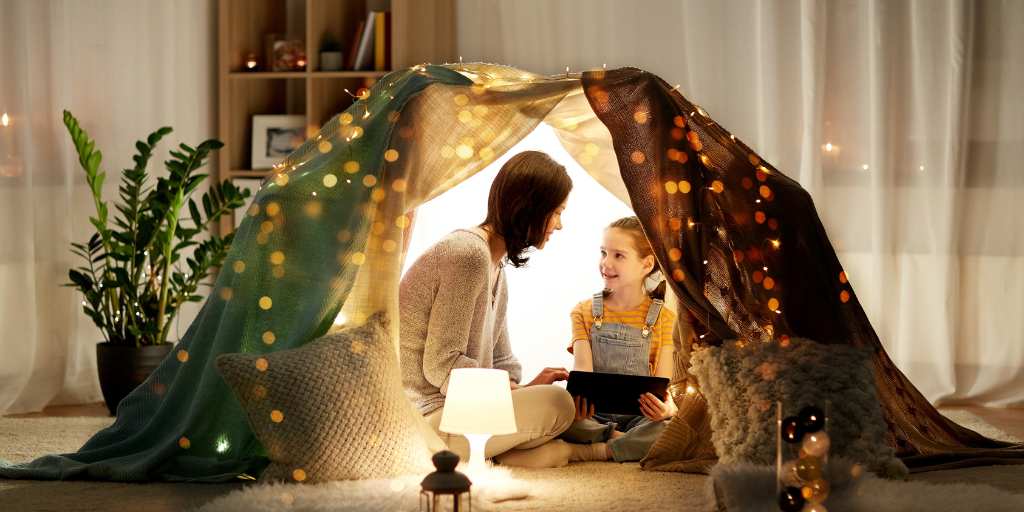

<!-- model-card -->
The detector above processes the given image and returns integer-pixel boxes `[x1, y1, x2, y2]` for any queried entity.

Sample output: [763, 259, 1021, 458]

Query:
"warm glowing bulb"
[215, 436, 230, 453]
[685, 385, 697, 394]
[334, 312, 348, 326]
[770, 239, 781, 249]
[1, 112, 9, 126]
[824, 142, 833, 152]
[861, 164, 869, 170]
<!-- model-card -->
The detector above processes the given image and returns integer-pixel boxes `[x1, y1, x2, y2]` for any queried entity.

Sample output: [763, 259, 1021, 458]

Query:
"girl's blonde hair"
[605, 216, 666, 300]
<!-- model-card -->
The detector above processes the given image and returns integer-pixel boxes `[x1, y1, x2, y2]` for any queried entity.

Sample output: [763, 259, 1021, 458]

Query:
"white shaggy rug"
[0, 409, 1020, 512]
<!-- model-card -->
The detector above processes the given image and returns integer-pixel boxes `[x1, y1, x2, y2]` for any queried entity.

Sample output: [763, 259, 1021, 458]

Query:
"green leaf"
[68, 269, 94, 290]
[188, 199, 202, 225]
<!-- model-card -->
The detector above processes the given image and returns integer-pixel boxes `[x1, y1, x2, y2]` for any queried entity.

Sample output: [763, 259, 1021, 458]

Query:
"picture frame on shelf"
[251, 115, 305, 169]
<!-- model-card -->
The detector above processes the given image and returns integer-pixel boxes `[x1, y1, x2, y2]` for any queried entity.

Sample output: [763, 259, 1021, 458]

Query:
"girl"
[561, 216, 677, 462]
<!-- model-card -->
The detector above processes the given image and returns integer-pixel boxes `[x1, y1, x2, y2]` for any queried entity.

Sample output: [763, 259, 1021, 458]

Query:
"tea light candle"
[244, 53, 259, 71]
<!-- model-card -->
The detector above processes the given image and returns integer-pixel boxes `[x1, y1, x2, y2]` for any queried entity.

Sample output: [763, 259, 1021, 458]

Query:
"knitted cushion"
[216, 311, 439, 483]
[639, 392, 717, 473]
[689, 337, 907, 478]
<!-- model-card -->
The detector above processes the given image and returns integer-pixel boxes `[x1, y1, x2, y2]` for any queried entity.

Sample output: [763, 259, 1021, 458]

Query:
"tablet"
[566, 370, 670, 416]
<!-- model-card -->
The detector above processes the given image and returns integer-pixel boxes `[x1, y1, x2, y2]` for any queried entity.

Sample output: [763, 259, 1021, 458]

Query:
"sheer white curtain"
[0, 0, 215, 414]
[456, 0, 1024, 406]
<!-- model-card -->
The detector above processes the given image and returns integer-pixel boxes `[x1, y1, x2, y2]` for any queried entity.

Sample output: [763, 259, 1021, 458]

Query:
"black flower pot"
[96, 342, 173, 416]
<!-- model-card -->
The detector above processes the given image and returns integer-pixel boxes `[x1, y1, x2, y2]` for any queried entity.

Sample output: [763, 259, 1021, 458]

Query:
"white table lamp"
[439, 368, 517, 468]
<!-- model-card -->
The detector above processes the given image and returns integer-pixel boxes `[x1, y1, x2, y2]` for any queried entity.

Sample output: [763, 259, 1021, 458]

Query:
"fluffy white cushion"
[689, 337, 906, 478]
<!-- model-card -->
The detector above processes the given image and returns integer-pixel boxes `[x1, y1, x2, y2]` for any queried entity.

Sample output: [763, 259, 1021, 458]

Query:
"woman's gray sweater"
[399, 229, 523, 415]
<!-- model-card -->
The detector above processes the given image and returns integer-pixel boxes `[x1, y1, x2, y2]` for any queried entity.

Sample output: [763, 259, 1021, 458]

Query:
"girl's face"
[600, 228, 654, 292]
[534, 198, 567, 250]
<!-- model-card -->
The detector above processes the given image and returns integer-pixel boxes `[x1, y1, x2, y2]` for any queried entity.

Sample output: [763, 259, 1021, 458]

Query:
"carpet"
[0, 410, 1020, 511]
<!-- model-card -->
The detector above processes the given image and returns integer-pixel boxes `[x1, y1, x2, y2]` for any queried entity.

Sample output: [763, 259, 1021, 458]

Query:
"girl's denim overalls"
[561, 292, 668, 462]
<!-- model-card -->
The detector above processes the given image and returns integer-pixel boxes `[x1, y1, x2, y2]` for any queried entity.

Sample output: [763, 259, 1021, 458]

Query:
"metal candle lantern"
[420, 450, 472, 512]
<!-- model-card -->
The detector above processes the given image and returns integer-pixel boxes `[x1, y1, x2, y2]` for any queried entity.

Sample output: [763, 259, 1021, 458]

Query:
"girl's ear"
[642, 254, 656, 274]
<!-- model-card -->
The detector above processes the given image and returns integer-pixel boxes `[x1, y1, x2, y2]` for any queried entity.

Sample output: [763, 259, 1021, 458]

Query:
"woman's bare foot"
[610, 429, 625, 439]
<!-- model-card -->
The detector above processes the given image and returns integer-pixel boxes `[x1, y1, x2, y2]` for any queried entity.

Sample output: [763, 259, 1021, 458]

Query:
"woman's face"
[534, 198, 568, 250]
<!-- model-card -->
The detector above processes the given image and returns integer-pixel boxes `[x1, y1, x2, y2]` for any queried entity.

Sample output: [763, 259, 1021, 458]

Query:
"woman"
[400, 150, 578, 468]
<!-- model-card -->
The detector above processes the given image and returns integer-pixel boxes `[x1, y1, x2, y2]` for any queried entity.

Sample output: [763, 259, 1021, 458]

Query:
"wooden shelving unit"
[216, 0, 455, 234]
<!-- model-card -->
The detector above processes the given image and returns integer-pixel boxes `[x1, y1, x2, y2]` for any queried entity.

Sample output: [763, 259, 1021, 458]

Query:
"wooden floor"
[8, 402, 1023, 439]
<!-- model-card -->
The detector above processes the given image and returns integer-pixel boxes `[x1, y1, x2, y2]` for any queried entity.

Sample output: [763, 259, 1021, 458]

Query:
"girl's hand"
[639, 392, 676, 421]
[574, 395, 596, 421]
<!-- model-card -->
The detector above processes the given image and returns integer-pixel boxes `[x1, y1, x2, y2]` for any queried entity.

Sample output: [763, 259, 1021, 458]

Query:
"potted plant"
[62, 110, 251, 415]
[319, 34, 344, 71]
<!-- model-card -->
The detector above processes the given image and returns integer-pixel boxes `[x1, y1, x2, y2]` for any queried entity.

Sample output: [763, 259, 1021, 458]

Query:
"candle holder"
[243, 52, 260, 72]
[420, 450, 472, 512]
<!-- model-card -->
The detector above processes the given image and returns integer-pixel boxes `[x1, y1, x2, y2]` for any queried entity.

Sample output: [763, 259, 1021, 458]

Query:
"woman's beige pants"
[424, 384, 575, 461]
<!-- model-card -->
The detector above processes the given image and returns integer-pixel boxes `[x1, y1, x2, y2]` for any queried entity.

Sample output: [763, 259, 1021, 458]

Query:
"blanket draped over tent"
[1, 64, 1019, 482]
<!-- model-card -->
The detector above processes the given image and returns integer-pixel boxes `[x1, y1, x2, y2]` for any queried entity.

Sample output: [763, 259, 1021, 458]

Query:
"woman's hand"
[573, 395, 596, 421]
[639, 392, 677, 421]
[526, 367, 569, 386]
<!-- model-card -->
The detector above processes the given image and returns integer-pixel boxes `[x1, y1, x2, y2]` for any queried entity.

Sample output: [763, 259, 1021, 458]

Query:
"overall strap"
[641, 298, 664, 338]
[592, 292, 605, 329]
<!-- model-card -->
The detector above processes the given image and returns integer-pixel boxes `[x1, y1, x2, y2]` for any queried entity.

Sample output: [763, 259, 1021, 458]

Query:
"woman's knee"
[519, 385, 574, 432]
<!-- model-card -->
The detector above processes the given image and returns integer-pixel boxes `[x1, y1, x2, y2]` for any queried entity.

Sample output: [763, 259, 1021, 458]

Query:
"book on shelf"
[351, 9, 391, 71]
[352, 11, 376, 70]
[345, 20, 365, 70]
[373, 10, 391, 71]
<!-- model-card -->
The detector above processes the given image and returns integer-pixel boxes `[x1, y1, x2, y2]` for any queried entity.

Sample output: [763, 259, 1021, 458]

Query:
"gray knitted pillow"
[689, 337, 907, 478]
[216, 311, 437, 483]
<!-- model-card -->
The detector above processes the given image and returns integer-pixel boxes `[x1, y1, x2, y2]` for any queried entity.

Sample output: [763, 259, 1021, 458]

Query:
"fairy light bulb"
[1, 112, 9, 126]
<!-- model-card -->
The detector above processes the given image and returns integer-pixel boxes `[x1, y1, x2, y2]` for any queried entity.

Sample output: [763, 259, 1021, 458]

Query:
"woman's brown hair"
[481, 151, 572, 267]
